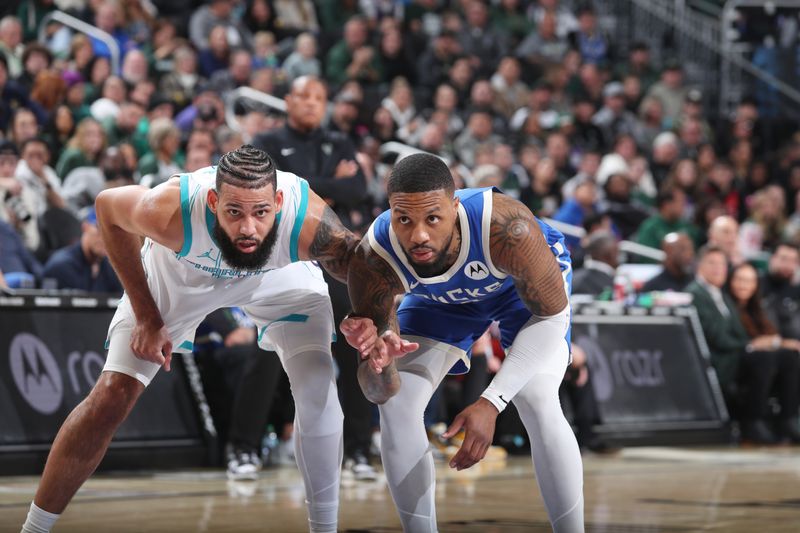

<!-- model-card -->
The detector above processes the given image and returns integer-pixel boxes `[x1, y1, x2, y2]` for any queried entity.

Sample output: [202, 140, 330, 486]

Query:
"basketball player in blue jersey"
[342, 153, 584, 532]
[22, 146, 357, 533]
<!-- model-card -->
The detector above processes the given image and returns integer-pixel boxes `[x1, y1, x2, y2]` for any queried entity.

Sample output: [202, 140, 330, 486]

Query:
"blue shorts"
[398, 287, 572, 375]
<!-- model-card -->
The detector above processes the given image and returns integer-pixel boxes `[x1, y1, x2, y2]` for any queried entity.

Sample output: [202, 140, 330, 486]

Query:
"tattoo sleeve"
[489, 193, 568, 317]
[346, 239, 405, 334]
[307, 204, 359, 283]
[348, 239, 405, 404]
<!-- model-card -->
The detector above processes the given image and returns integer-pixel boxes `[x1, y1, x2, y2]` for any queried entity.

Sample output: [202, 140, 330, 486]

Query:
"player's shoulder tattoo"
[489, 193, 567, 317]
[489, 193, 540, 272]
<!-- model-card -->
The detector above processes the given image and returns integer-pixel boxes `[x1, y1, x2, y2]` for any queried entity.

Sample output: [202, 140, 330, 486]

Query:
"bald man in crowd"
[641, 232, 695, 292]
[572, 231, 619, 296]
[707, 215, 743, 266]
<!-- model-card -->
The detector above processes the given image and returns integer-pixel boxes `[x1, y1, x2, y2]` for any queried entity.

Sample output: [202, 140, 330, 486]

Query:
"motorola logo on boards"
[9, 333, 63, 414]
[464, 260, 489, 280]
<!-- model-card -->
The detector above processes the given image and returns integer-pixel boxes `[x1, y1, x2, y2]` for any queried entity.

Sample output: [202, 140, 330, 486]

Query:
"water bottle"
[261, 424, 279, 465]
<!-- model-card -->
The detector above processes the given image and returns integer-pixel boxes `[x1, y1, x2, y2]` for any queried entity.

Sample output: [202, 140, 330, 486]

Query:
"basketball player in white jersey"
[22, 146, 357, 533]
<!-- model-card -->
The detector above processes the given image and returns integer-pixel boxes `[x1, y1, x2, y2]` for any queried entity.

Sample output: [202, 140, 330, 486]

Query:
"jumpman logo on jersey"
[198, 248, 219, 263]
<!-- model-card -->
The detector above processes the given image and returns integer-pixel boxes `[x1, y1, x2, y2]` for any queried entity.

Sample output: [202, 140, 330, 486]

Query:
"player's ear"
[452, 194, 460, 212]
[275, 188, 284, 213]
[207, 189, 219, 213]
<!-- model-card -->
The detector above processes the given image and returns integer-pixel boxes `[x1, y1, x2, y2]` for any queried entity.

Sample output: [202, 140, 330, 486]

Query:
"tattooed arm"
[489, 193, 568, 316]
[477, 192, 571, 415]
[298, 190, 358, 283]
[346, 238, 408, 403]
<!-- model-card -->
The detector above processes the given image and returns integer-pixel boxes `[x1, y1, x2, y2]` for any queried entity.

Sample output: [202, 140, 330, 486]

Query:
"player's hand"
[364, 331, 419, 374]
[375, 330, 418, 366]
[340, 316, 379, 357]
[442, 398, 498, 471]
[130, 320, 173, 371]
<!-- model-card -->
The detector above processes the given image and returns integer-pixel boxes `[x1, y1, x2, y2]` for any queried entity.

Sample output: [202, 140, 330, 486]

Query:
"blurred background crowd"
[1, 0, 799, 479]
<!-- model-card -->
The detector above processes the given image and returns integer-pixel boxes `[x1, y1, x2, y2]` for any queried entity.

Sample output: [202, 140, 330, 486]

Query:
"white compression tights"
[281, 349, 344, 533]
[379, 337, 584, 533]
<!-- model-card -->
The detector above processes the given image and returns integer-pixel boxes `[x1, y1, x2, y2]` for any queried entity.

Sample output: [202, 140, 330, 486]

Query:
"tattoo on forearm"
[358, 359, 401, 404]
[347, 241, 405, 334]
[490, 194, 567, 316]
[309, 205, 358, 283]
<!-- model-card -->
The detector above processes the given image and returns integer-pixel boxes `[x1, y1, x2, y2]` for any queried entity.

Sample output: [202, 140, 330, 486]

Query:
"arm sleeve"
[481, 308, 570, 413]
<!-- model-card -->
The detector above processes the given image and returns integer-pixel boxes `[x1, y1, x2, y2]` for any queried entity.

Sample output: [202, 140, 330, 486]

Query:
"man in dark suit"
[572, 230, 618, 296]
[686, 246, 748, 397]
[761, 242, 800, 342]
[685, 246, 772, 441]
[641, 232, 695, 292]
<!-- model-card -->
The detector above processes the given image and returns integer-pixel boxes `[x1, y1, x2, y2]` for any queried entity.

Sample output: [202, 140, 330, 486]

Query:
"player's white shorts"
[103, 261, 334, 386]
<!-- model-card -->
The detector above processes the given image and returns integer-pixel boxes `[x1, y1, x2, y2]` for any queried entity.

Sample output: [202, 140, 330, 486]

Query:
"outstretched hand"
[340, 317, 418, 373]
[442, 398, 499, 471]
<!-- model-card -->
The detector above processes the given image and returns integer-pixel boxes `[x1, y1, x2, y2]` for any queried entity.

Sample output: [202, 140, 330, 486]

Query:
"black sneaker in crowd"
[227, 449, 263, 481]
[343, 451, 378, 481]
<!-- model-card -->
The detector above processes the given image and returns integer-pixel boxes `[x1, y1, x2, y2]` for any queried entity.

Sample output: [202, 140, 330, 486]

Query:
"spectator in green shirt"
[325, 16, 383, 88]
[636, 187, 700, 260]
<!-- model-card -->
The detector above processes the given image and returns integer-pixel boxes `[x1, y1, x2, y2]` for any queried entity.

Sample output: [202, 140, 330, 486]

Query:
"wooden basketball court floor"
[1, 447, 799, 532]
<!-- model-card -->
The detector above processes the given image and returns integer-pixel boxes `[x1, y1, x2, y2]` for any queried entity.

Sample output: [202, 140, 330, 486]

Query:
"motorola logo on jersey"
[464, 260, 489, 280]
[9, 333, 63, 414]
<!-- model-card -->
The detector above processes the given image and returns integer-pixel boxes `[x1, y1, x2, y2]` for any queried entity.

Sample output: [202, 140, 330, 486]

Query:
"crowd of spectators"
[1, 0, 799, 454]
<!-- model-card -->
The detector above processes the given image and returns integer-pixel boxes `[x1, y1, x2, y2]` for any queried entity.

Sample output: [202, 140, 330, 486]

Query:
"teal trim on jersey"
[205, 205, 218, 246]
[289, 179, 309, 263]
[104, 339, 110, 350]
[257, 313, 309, 343]
[332, 332, 337, 342]
[178, 340, 194, 351]
[177, 174, 192, 257]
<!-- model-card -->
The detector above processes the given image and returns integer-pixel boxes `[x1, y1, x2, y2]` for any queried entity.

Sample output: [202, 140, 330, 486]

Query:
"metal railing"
[627, 0, 800, 118]
[543, 218, 666, 262]
[38, 11, 120, 74]
[223, 87, 286, 132]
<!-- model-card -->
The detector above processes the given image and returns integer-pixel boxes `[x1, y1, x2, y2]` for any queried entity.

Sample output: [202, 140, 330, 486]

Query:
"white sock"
[21, 502, 60, 533]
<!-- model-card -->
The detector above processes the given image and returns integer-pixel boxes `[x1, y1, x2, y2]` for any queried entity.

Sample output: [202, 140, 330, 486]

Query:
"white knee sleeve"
[514, 373, 584, 533]
[282, 349, 343, 533]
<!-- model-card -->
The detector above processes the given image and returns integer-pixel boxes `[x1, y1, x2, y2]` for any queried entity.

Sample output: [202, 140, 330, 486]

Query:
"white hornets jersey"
[107, 166, 323, 353]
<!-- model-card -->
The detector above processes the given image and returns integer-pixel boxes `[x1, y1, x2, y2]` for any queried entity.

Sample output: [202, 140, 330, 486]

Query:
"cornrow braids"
[216, 144, 277, 190]
[387, 153, 455, 196]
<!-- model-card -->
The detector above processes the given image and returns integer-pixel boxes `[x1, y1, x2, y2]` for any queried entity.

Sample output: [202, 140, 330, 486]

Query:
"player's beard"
[403, 231, 456, 278]
[213, 216, 280, 270]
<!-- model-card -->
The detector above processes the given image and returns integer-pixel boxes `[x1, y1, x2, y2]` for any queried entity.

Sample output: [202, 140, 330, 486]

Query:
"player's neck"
[444, 223, 462, 270]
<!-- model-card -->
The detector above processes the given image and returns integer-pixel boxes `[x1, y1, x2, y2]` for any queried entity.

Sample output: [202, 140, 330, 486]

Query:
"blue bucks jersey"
[367, 187, 572, 374]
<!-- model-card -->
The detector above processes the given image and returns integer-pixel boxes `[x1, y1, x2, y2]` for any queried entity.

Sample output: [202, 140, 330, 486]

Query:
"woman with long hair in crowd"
[54, 117, 107, 180]
[726, 262, 800, 444]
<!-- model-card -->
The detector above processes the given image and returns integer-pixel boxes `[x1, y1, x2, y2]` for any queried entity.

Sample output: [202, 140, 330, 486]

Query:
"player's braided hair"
[387, 153, 455, 196]
[216, 144, 277, 190]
